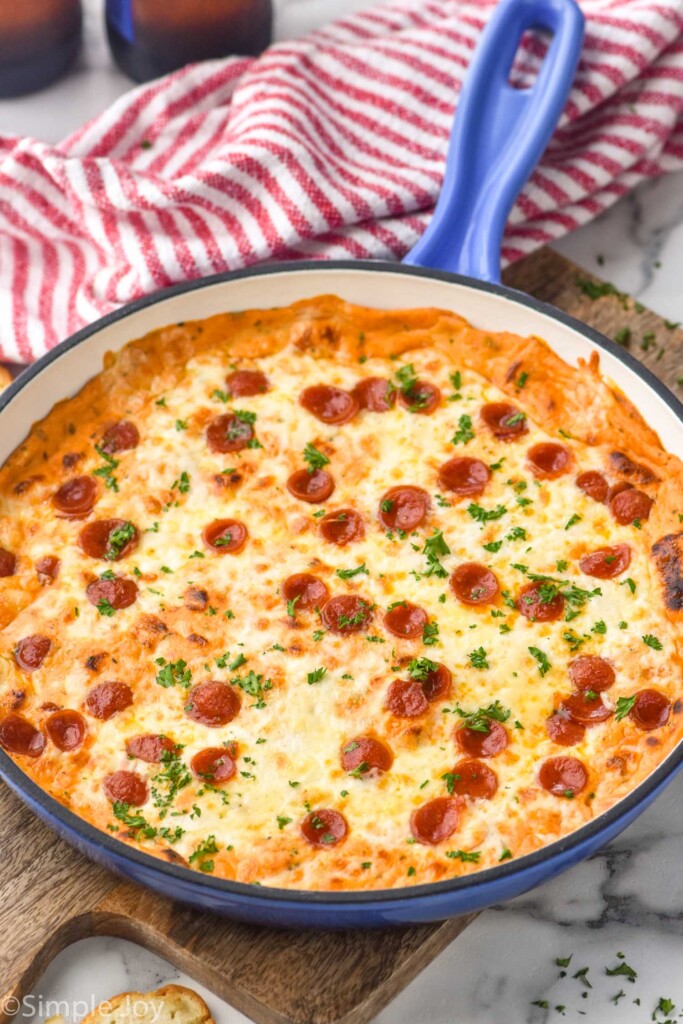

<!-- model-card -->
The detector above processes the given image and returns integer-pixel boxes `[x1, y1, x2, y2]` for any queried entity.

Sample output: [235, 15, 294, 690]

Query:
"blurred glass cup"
[0, 0, 82, 97]
[106, 0, 273, 83]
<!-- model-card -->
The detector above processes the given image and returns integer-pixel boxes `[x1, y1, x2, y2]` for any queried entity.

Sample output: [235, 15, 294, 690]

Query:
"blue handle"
[404, 0, 584, 283]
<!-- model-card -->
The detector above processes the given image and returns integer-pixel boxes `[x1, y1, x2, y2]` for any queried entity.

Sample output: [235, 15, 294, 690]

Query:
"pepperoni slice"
[36, 555, 60, 583]
[438, 457, 490, 497]
[301, 808, 348, 847]
[456, 719, 509, 758]
[319, 509, 365, 546]
[449, 758, 498, 799]
[0, 713, 45, 757]
[378, 486, 429, 531]
[352, 377, 396, 412]
[53, 476, 98, 518]
[78, 519, 139, 561]
[341, 736, 393, 776]
[576, 470, 608, 503]
[579, 544, 631, 579]
[321, 594, 373, 634]
[206, 413, 255, 453]
[300, 385, 358, 425]
[546, 712, 585, 746]
[527, 443, 571, 479]
[101, 420, 139, 454]
[287, 469, 335, 503]
[191, 746, 237, 783]
[383, 601, 428, 639]
[480, 402, 528, 439]
[85, 680, 133, 720]
[517, 582, 564, 622]
[451, 563, 499, 606]
[629, 689, 671, 731]
[385, 678, 429, 718]
[560, 692, 612, 726]
[103, 771, 148, 806]
[227, 369, 269, 397]
[421, 662, 452, 702]
[610, 487, 653, 525]
[410, 797, 460, 845]
[399, 380, 441, 415]
[569, 656, 615, 693]
[46, 710, 87, 752]
[203, 519, 248, 554]
[0, 547, 16, 577]
[185, 680, 240, 727]
[126, 734, 178, 763]
[86, 577, 138, 611]
[14, 635, 51, 672]
[282, 573, 328, 611]
[539, 756, 588, 797]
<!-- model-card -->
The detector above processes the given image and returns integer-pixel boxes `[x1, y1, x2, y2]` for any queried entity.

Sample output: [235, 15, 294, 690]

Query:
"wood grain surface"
[1, 246, 681, 1024]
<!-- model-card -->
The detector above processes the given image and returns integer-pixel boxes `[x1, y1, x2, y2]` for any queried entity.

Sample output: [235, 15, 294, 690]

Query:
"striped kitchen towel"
[0, 0, 681, 362]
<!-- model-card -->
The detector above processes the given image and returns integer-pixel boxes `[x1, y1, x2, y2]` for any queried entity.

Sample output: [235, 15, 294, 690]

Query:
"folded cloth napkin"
[0, 0, 681, 363]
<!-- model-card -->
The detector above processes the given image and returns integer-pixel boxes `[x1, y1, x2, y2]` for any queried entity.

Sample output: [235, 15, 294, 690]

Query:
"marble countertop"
[3, 2, 683, 1023]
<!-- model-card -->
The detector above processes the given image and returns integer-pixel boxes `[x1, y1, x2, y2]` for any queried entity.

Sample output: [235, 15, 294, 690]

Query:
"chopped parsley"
[467, 502, 507, 524]
[155, 658, 192, 689]
[96, 598, 116, 617]
[445, 849, 480, 862]
[413, 529, 451, 580]
[451, 700, 510, 733]
[529, 646, 551, 677]
[468, 647, 489, 670]
[451, 414, 474, 446]
[336, 563, 369, 579]
[93, 444, 120, 492]
[232, 670, 272, 708]
[189, 834, 219, 873]
[307, 667, 327, 685]
[642, 633, 663, 650]
[422, 621, 440, 646]
[614, 695, 636, 721]
[104, 521, 136, 561]
[407, 657, 438, 681]
[303, 442, 330, 472]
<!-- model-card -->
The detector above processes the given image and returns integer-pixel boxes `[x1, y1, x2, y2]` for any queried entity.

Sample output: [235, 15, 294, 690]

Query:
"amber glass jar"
[106, 0, 273, 83]
[0, 0, 82, 97]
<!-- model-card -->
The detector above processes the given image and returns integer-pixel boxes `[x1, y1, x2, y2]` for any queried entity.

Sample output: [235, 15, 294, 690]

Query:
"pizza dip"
[0, 295, 681, 890]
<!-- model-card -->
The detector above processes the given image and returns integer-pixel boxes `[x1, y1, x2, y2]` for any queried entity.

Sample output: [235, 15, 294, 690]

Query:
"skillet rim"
[1, 257, 682, 907]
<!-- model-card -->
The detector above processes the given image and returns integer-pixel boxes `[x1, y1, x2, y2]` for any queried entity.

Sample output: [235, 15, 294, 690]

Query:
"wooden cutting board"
[1, 247, 681, 1024]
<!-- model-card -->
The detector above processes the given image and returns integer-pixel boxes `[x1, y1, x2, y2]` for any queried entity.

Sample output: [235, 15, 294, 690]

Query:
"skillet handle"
[403, 0, 584, 283]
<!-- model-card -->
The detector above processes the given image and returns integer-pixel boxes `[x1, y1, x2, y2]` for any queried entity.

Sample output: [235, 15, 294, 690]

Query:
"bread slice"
[47, 985, 214, 1024]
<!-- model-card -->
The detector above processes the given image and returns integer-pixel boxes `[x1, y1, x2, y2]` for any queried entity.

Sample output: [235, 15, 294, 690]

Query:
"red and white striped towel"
[0, 0, 682, 363]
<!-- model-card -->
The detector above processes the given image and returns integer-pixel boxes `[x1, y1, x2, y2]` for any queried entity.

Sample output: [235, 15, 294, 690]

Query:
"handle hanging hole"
[508, 27, 553, 90]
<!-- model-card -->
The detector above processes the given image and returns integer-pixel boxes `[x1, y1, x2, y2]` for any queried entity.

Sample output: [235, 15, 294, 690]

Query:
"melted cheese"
[0, 296, 681, 891]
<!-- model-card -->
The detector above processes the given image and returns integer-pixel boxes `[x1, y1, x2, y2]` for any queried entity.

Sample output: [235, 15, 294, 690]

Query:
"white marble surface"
[2, 2, 683, 1023]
